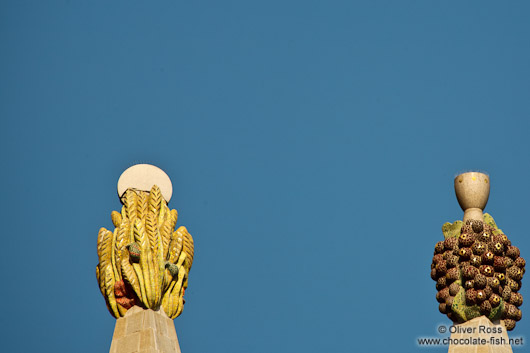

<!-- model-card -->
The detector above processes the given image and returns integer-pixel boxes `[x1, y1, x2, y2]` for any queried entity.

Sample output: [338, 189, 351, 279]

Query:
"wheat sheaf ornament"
[431, 172, 525, 331]
[96, 164, 194, 319]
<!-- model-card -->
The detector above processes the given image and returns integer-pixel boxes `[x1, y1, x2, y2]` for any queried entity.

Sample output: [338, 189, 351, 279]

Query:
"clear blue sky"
[1, 1, 529, 352]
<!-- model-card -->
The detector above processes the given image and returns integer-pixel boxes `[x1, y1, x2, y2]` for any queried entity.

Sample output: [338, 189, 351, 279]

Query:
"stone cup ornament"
[96, 165, 194, 319]
[454, 172, 490, 223]
[431, 172, 525, 330]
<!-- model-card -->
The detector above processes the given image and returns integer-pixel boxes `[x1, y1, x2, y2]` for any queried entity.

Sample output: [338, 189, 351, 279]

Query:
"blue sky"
[1, 1, 529, 352]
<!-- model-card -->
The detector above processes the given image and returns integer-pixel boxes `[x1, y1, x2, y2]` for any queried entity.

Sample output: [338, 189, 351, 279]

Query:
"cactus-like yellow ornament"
[96, 181, 194, 319]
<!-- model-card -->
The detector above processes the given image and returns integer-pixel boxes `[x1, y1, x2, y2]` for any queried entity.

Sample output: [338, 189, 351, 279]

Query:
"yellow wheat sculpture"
[96, 185, 194, 319]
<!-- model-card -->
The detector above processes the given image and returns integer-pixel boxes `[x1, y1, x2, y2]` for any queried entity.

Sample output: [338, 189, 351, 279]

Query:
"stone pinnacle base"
[448, 316, 512, 353]
[110, 306, 181, 353]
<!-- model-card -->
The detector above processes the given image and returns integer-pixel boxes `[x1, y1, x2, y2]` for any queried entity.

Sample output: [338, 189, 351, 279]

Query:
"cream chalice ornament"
[454, 172, 490, 223]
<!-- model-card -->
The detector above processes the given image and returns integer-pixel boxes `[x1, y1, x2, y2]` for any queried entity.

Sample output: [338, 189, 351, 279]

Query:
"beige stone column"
[448, 316, 512, 353]
[109, 306, 182, 353]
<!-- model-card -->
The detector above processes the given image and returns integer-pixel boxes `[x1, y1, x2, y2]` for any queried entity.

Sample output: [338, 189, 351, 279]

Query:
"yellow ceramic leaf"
[96, 187, 194, 318]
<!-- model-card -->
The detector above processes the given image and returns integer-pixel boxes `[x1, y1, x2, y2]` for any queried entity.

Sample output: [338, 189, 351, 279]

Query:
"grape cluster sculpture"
[96, 185, 194, 319]
[431, 214, 525, 330]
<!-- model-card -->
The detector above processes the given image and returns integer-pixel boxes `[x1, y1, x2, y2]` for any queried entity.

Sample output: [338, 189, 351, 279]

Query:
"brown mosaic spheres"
[431, 219, 525, 330]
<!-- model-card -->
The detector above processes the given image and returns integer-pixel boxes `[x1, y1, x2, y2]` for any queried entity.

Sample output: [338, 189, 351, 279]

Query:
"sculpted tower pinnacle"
[97, 164, 194, 353]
